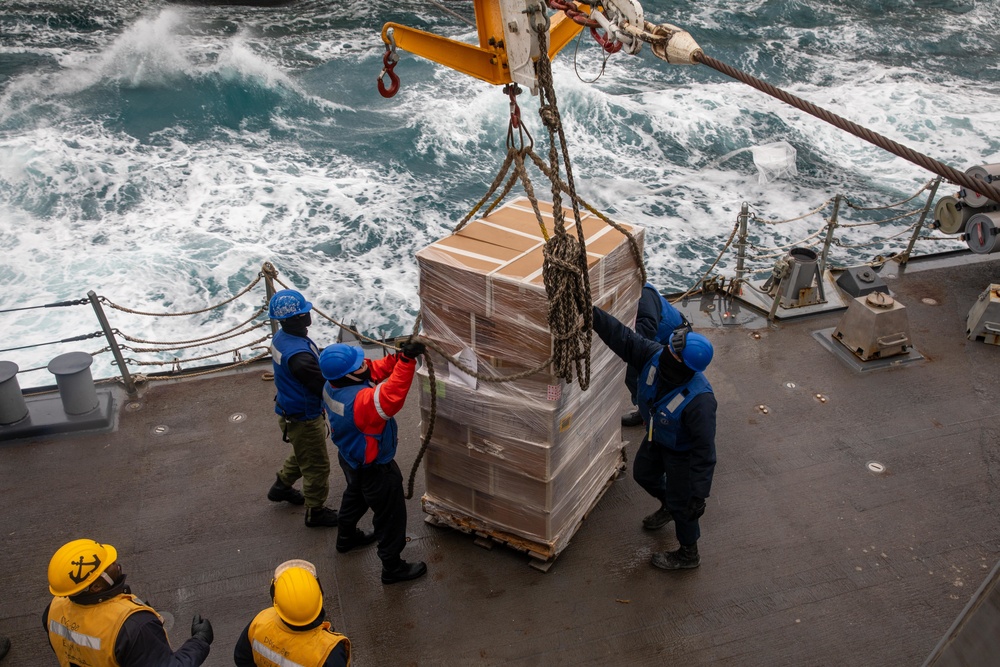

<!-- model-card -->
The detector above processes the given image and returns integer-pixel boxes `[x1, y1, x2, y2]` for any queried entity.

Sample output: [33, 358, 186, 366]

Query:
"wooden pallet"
[423, 446, 627, 572]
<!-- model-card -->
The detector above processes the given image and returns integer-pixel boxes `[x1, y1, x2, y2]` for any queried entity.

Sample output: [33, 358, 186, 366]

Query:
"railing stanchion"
[902, 178, 941, 265]
[262, 262, 278, 337]
[734, 202, 750, 292]
[87, 291, 136, 396]
[818, 194, 840, 278]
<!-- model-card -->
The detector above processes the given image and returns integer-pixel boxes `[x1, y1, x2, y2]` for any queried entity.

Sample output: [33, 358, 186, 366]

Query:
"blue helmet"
[319, 344, 365, 380]
[269, 289, 312, 320]
[668, 329, 714, 372]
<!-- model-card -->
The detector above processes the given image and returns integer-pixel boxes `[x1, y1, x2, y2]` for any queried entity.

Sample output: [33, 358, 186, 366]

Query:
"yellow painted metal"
[473, 0, 504, 50]
[380, 2, 588, 88]
[547, 9, 588, 60]
[382, 23, 505, 84]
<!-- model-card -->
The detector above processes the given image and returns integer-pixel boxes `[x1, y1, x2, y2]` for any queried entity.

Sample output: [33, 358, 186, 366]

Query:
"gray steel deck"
[1, 254, 998, 666]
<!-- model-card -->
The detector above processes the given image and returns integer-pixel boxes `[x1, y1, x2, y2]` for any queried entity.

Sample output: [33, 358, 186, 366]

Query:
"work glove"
[400, 341, 426, 360]
[686, 497, 706, 522]
[191, 614, 214, 645]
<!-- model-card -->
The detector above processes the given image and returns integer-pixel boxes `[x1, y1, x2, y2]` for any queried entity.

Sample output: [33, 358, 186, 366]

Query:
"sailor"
[43, 539, 213, 665]
[267, 288, 339, 528]
[622, 282, 689, 427]
[593, 304, 718, 570]
[319, 340, 428, 584]
[233, 559, 350, 667]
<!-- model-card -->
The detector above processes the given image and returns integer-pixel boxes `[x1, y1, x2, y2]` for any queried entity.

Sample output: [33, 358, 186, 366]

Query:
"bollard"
[778, 247, 820, 307]
[47, 352, 99, 415]
[0, 361, 29, 425]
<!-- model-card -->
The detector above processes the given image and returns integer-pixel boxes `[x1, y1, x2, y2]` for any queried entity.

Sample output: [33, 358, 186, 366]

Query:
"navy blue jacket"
[593, 306, 717, 499]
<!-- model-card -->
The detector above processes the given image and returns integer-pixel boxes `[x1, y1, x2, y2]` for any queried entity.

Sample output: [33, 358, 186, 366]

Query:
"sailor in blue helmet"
[267, 289, 339, 528]
[622, 283, 689, 427]
[592, 303, 718, 570]
[319, 339, 428, 585]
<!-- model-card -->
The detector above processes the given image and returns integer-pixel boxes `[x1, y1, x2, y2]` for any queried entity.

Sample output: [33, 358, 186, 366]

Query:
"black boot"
[0, 636, 9, 661]
[651, 543, 700, 570]
[642, 506, 673, 530]
[304, 506, 339, 528]
[267, 474, 305, 506]
[336, 528, 377, 553]
[621, 410, 643, 427]
[381, 559, 427, 584]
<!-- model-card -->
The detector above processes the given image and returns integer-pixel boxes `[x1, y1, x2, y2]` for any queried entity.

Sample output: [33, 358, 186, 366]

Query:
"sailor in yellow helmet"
[43, 538, 213, 666]
[234, 559, 351, 666]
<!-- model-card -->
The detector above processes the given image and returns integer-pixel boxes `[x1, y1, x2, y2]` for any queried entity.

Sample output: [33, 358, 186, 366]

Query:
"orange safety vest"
[47, 594, 161, 667]
[248, 607, 351, 667]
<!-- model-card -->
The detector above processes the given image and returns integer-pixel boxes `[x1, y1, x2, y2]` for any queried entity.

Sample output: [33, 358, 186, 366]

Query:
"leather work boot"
[267, 474, 305, 506]
[336, 528, 378, 554]
[381, 560, 428, 585]
[642, 506, 673, 530]
[304, 506, 339, 528]
[651, 543, 700, 570]
[621, 410, 643, 427]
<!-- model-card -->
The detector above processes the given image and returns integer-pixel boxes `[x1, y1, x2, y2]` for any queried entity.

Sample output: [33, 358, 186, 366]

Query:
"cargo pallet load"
[416, 197, 644, 569]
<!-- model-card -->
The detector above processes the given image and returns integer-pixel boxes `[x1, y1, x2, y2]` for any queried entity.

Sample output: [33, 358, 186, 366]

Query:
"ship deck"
[1, 253, 999, 666]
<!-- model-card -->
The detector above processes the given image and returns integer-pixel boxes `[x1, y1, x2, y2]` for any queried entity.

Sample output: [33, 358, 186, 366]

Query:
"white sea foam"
[1, 1, 998, 383]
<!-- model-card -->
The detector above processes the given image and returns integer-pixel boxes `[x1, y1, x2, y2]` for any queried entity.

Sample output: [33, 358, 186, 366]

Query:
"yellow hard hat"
[272, 560, 323, 627]
[48, 539, 118, 597]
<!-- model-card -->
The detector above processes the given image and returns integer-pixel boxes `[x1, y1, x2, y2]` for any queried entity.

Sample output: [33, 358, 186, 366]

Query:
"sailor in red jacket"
[319, 340, 428, 585]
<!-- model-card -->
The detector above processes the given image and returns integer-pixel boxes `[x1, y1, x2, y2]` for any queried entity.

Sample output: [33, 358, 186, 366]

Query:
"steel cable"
[694, 53, 1000, 204]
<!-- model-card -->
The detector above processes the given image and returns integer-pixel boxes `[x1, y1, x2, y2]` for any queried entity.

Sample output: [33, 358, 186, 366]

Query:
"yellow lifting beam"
[380, 1, 589, 89]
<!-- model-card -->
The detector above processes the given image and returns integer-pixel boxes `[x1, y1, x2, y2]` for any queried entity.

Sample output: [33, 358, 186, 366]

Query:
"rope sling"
[400, 9, 650, 499]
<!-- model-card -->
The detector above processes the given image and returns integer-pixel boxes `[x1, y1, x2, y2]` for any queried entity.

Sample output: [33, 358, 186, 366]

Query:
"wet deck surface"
[1, 254, 999, 666]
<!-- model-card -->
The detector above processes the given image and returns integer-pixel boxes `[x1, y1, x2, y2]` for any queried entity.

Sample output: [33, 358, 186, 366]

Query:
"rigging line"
[753, 198, 833, 225]
[116, 307, 268, 346]
[0, 331, 102, 354]
[425, 0, 476, 28]
[0, 298, 88, 314]
[101, 274, 263, 317]
[839, 207, 923, 227]
[693, 52, 1000, 204]
[846, 180, 936, 211]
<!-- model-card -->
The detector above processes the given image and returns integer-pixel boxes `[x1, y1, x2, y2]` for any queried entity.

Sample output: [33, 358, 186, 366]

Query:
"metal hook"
[590, 27, 623, 54]
[377, 50, 400, 98]
[503, 83, 522, 129]
[378, 28, 400, 98]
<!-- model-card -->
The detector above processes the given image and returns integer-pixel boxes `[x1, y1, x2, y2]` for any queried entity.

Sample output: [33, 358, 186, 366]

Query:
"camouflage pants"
[277, 415, 330, 508]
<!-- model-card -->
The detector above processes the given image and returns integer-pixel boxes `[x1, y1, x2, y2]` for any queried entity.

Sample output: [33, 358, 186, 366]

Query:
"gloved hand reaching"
[191, 614, 214, 645]
[400, 341, 426, 359]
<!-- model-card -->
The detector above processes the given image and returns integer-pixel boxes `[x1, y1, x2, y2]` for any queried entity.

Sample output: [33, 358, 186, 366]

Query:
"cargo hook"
[378, 30, 400, 98]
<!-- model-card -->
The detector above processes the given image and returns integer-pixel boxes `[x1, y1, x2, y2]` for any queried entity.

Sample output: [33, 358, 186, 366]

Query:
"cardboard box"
[417, 197, 644, 369]
[416, 197, 643, 547]
[424, 430, 624, 543]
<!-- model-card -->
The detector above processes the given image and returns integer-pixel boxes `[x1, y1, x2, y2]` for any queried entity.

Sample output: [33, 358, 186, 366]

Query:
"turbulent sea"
[1, 0, 998, 381]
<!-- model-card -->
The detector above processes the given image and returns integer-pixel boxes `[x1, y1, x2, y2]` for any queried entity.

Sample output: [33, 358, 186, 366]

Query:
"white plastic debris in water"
[751, 141, 798, 184]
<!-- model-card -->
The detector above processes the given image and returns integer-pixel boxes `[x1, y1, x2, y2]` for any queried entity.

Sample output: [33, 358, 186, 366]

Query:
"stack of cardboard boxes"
[416, 198, 643, 557]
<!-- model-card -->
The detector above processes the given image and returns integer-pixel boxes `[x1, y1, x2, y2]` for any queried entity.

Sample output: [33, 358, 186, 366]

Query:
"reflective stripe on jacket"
[248, 607, 350, 667]
[47, 594, 160, 667]
[322, 354, 414, 468]
[637, 349, 713, 451]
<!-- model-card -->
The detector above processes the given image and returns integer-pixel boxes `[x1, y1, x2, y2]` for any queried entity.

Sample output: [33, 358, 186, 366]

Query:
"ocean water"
[1, 0, 998, 381]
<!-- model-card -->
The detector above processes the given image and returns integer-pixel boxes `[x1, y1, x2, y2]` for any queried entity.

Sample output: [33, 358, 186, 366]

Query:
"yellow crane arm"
[380, 1, 589, 92]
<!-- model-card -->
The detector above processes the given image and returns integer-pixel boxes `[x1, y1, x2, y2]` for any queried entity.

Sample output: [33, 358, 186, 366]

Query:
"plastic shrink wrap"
[416, 197, 644, 558]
